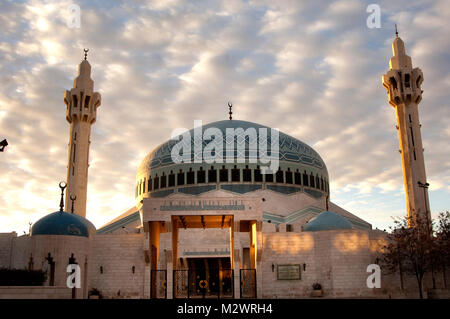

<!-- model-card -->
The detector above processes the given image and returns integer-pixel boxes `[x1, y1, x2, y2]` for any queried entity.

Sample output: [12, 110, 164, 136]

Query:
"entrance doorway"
[174, 257, 234, 299]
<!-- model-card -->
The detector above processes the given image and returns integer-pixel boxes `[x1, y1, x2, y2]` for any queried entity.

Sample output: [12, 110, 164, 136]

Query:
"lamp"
[0, 139, 8, 152]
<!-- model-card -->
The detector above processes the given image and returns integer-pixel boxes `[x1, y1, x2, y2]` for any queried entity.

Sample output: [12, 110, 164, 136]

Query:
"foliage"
[88, 287, 103, 298]
[381, 212, 450, 298]
[312, 283, 322, 290]
[0, 268, 47, 286]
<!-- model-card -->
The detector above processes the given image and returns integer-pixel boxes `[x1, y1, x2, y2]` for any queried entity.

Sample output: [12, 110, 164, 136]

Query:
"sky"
[0, 0, 449, 235]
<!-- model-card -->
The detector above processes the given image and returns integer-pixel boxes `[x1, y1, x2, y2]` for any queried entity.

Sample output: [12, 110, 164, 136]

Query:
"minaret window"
[208, 166, 217, 183]
[389, 77, 397, 90]
[85, 95, 91, 108]
[72, 144, 76, 162]
[72, 95, 78, 108]
[404, 74, 410, 88]
[197, 167, 206, 184]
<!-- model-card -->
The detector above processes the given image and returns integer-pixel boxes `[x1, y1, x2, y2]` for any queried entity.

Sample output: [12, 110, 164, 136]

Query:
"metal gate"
[173, 269, 234, 299]
[240, 269, 256, 298]
[150, 270, 167, 299]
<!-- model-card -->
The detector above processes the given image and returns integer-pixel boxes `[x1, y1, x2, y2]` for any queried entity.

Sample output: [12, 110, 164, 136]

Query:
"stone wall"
[0, 232, 16, 268]
[0, 286, 72, 299]
[89, 233, 145, 299]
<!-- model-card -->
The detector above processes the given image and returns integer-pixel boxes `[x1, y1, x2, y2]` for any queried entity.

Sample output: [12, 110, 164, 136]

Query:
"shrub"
[0, 268, 47, 286]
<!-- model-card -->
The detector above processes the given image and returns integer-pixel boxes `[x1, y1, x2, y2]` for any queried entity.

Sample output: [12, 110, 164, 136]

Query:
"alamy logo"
[67, 264, 81, 288]
[366, 264, 381, 288]
[170, 120, 280, 174]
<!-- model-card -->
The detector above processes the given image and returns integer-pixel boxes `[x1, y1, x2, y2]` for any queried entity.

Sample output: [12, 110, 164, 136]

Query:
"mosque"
[0, 34, 444, 299]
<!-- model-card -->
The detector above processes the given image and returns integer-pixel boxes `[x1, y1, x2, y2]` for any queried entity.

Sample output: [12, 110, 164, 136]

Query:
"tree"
[435, 211, 450, 288]
[381, 214, 435, 299]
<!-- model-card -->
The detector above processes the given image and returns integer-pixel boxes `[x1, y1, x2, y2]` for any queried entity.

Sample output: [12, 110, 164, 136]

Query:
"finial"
[70, 195, 77, 214]
[83, 48, 89, 60]
[395, 24, 398, 38]
[228, 102, 233, 120]
[58, 181, 67, 212]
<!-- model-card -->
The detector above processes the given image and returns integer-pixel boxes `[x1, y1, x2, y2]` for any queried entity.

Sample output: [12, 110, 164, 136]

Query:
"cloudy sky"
[1, 0, 449, 234]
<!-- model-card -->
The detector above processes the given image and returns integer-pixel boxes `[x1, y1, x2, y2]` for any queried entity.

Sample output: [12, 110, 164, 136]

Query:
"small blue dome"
[31, 211, 96, 237]
[304, 211, 352, 232]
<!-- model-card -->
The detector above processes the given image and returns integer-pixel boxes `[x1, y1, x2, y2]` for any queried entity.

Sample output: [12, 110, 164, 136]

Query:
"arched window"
[177, 170, 185, 186]
[303, 171, 309, 186]
[294, 169, 301, 185]
[285, 168, 293, 184]
[276, 169, 284, 183]
[160, 173, 167, 189]
[197, 167, 206, 184]
[243, 165, 251, 182]
[231, 165, 240, 182]
[154, 175, 159, 190]
[220, 165, 228, 182]
[187, 168, 195, 184]
[316, 175, 320, 189]
[143, 178, 146, 193]
[310, 173, 315, 188]
[208, 166, 217, 183]
[148, 177, 152, 192]
[168, 171, 175, 187]
[320, 177, 324, 191]
[254, 166, 262, 182]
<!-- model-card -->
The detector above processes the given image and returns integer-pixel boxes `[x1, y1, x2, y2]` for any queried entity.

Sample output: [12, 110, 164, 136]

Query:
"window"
[168, 171, 175, 187]
[177, 170, 185, 185]
[197, 167, 206, 184]
[231, 165, 240, 182]
[286, 224, 293, 232]
[143, 179, 146, 193]
[254, 167, 262, 182]
[320, 177, 324, 191]
[265, 173, 273, 183]
[276, 169, 284, 183]
[208, 166, 217, 183]
[148, 177, 152, 191]
[316, 175, 320, 189]
[160, 173, 166, 189]
[310, 173, 315, 188]
[243, 166, 251, 182]
[220, 166, 228, 182]
[187, 168, 195, 184]
[286, 169, 293, 184]
[154, 175, 159, 190]
[303, 171, 309, 186]
[294, 170, 301, 185]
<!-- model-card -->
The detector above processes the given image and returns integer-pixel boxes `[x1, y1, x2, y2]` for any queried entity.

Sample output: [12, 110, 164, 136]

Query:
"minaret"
[382, 30, 431, 227]
[63, 50, 101, 218]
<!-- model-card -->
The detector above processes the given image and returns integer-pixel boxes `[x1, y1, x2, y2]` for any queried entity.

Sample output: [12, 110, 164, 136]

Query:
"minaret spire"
[63, 51, 101, 218]
[382, 35, 430, 228]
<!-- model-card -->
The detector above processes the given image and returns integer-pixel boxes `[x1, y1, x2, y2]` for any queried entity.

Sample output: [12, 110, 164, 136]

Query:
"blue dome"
[31, 211, 96, 237]
[138, 120, 327, 175]
[304, 211, 352, 232]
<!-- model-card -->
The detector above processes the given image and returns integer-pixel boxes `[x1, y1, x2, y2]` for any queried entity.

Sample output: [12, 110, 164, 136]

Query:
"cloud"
[0, 0, 449, 234]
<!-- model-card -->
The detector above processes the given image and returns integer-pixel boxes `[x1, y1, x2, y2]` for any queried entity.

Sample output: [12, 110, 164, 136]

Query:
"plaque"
[277, 264, 301, 280]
